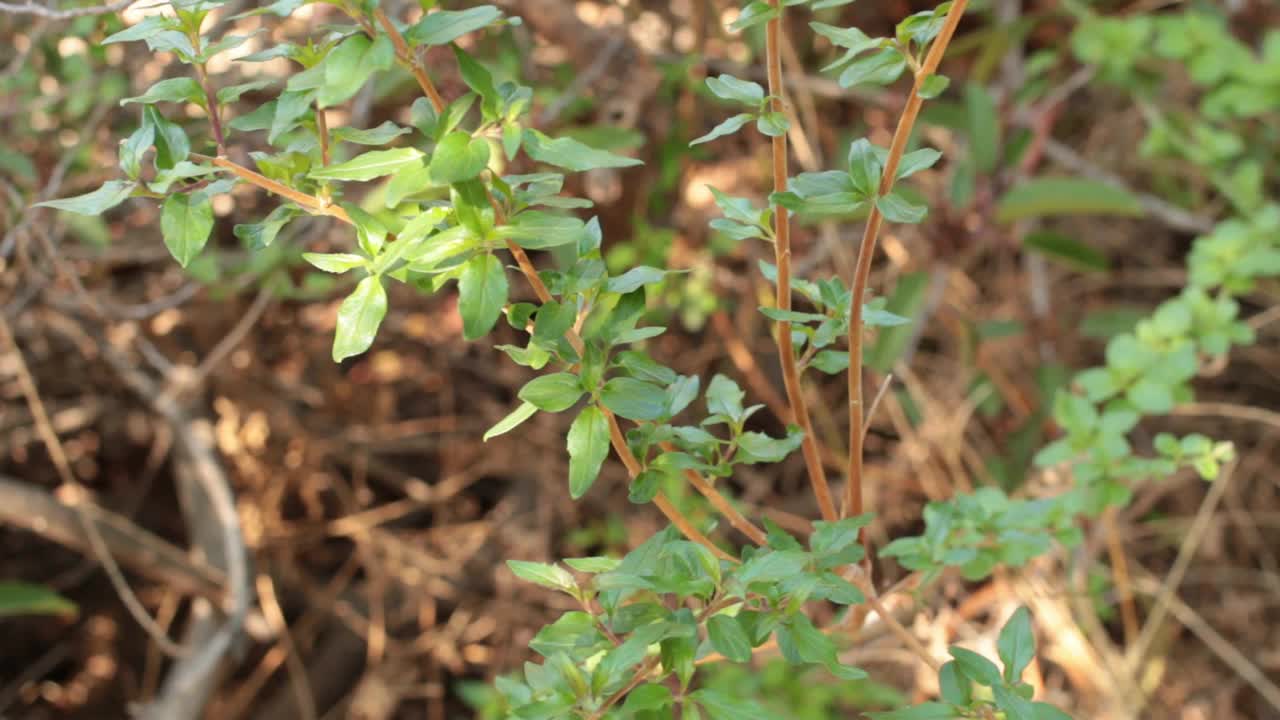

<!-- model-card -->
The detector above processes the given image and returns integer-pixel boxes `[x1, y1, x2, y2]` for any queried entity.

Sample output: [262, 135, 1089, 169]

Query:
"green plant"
[32, 0, 1280, 717]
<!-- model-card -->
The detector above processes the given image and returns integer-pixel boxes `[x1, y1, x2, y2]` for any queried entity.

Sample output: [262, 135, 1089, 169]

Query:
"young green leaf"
[519, 372, 584, 413]
[756, 111, 790, 137]
[320, 34, 394, 108]
[600, 378, 667, 421]
[303, 252, 367, 274]
[484, 401, 539, 441]
[406, 6, 505, 47]
[567, 405, 610, 498]
[458, 254, 508, 340]
[705, 74, 765, 105]
[948, 646, 1003, 687]
[876, 192, 928, 223]
[35, 180, 136, 216]
[997, 606, 1035, 683]
[523, 129, 643, 172]
[121, 77, 204, 106]
[706, 615, 753, 662]
[310, 148, 426, 182]
[429, 131, 491, 184]
[506, 560, 576, 594]
[494, 211, 586, 249]
[839, 47, 907, 88]
[691, 113, 755, 146]
[728, 1, 779, 32]
[160, 192, 214, 268]
[332, 275, 388, 362]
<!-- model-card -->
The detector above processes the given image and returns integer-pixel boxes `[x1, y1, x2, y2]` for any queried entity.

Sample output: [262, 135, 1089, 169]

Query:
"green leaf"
[897, 147, 943, 180]
[623, 683, 673, 713]
[406, 6, 504, 46]
[839, 47, 907, 88]
[738, 549, 808, 584]
[0, 582, 76, 617]
[810, 22, 878, 54]
[847, 138, 882, 196]
[996, 177, 1144, 222]
[506, 560, 576, 593]
[429, 131, 491, 184]
[706, 374, 745, 421]
[938, 661, 972, 705]
[707, 615, 753, 662]
[965, 84, 1000, 174]
[705, 74, 765, 105]
[35, 180, 135, 215]
[160, 192, 214, 268]
[691, 113, 755, 146]
[876, 192, 927, 223]
[458, 254, 508, 340]
[568, 405, 610, 498]
[756, 111, 790, 137]
[1024, 231, 1110, 272]
[810, 349, 849, 374]
[519, 372, 584, 413]
[118, 123, 154, 179]
[320, 34, 394, 107]
[1126, 377, 1174, 414]
[122, 77, 204, 106]
[216, 79, 273, 105]
[728, 1, 779, 32]
[332, 275, 388, 362]
[494, 211, 585, 249]
[949, 646, 1002, 687]
[484, 401, 539, 441]
[917, 73, 950, 98]
[310, 148, 425, 181]
[332, 121, 410, 146]
[608, 266, 668, 293]
[994, 684, 1038, 720]
[233, 205, 298, 250]
[736, 430, 803, 463]
[523, 129, 643, 172]
[102, 16, 169, 45]
[600, 378, 667, 421]
[302, 252, 366, 274]
[998, 607, 1036, 683]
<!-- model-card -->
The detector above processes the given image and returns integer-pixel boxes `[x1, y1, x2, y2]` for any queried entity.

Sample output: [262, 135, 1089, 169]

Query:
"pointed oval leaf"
[332, 275, 388, 362]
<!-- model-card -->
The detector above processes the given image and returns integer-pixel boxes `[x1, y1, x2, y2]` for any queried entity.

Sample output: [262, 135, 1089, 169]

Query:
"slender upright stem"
[194, 63, 226, 154]
[374, 8, 447, 114]
[765, 1, 838, 523]
[316, 106, 330, 166]
[844, 0, 968, 521]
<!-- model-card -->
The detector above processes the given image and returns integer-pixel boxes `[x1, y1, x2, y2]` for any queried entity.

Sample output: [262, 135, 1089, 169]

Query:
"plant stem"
[604, 406, 736, 563]
[765, 0, 837, 523]
[373, 8, 447, 114]
[315, 105, 330, 167]
[194, 63, 226, 154]
[204, 156, 350, 222]
[844, 0, 968, 521]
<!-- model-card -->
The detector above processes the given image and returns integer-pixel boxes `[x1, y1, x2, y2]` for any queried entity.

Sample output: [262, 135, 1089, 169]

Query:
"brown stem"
[604, 407, 735, 563]
[844, 0, 969, 522]
[195, 63, 226, 154]
[373, 8, 447, 114]
[207, 157, 351, 223]
[765, 1, 837, 523]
